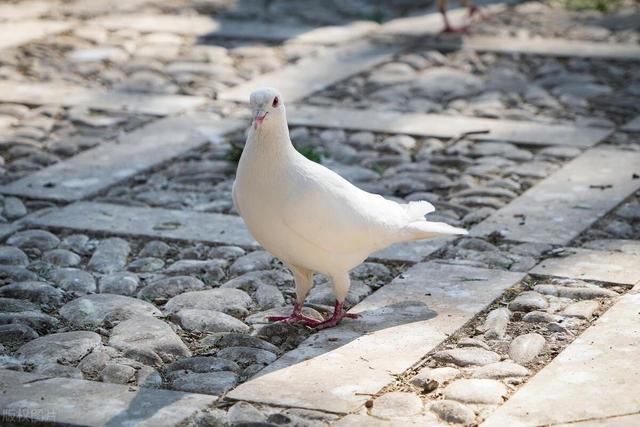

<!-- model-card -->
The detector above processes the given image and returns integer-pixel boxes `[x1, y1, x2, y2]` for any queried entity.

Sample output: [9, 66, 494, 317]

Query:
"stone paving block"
[218, 40, 399, 103]
[0, 20, 73, 50]
[471, 148, 640, 245]
[554, 414, 640, 427]
[370, 237, 453, 263]
[287, 105, 612, 147]
[481, 288, 640, 427]
[291, 21, 379, 45]
[227, 262, 524, 413]
[0, 369, 216, 426]
[582, 239, 640, 256]
[94, 14, 376, 44]
[424, 35, 640, 60]
[621, 115, 640, 132]
[28, 202, 259, 248]
[0, 81, 208, 116]
[0, 114, 243, 201]
[530, 248, 640, 285]
[92, 14, 313, 41]
[0, 1, 52, 21]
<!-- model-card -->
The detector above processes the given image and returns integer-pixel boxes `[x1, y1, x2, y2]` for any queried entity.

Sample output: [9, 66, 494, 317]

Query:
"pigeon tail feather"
[406, 221, 468, 240]
[404, 200, 435, 221]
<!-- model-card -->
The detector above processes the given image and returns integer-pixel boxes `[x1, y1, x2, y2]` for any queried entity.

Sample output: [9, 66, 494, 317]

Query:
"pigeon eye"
[272, 97, 279, 107]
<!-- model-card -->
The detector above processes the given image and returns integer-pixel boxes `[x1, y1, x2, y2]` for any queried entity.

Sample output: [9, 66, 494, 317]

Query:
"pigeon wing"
[281, 163, 409, 255]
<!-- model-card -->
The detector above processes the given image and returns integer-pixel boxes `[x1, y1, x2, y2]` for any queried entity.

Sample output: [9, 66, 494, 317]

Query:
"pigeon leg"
[438, 0, 465, 33]
[267, 265, 320, 327]
[267, 302, 321, 327]
[314, 300, 357, 330]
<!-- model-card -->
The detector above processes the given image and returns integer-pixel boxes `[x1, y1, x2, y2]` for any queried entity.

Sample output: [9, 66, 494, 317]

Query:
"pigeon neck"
[248, 115, 294, 155]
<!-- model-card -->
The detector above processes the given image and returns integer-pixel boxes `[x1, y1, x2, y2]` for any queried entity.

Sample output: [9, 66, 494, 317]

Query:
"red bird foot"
[314, 300, 359, 330]
[441, 24, 468, 34]
[267, 303, 321, 327]
[468, 5, 486, 19]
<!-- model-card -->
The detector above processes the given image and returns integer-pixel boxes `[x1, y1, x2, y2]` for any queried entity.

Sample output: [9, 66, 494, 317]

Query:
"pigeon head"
[249, 87, 284, 130]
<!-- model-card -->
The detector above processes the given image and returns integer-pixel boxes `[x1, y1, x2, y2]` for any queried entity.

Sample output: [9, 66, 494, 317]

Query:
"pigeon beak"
[253, 110, 268, 129]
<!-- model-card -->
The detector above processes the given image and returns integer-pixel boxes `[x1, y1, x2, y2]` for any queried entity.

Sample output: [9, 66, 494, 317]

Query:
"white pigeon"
[233, 87, 467, 329]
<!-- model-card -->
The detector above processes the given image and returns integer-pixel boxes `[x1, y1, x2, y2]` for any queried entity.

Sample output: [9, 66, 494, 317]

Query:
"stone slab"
[481, 287, 640, 427]
[0, 369, 216, 427]
[0, 114, 243, 201]
[582, 239, 640, 256]
[621, 115, 640, 133]
[93, 14, 313, 41]
[291, 21, 379, 45]
[287, 105, 612, 147]
[28, 202, 259, 248]
[227, 262, 524, 413]
[424, 35, 640, 60]
[0, 20, 73, 50]
[93, 14, 376, 45]
[471, 148, 640, 245]
[0, 1, 52, 21]
[370, 237, 452, 263]
[218, 40, 399, 103]
[530, 248, 640, 285]
[0, 81, 208, 116]
[555, 414, 640, 427]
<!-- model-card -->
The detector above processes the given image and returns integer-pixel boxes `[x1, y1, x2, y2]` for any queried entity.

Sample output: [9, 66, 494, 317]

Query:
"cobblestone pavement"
[0, 1, 639, 426]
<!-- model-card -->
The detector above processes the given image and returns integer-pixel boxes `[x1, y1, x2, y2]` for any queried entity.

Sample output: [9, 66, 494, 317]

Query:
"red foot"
[468, 5, 485, 19]
[314, 300, 358, 330]
[441, 23, 469, 34]
[267, 303, 321, 327]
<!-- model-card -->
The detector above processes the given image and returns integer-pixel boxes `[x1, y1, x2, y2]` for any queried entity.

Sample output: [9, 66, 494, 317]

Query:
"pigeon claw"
[313, 300, 358, 330]
[267, 303, 322, 327]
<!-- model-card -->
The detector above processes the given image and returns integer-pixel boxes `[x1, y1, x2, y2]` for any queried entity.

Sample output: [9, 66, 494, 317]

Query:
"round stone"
[201, 333, 279, 354]
[17, 331, 102, 364]
[433, 347, 501, 367]
[88, 238, 131, 274]
[60, 294, 161, 328]
[509, 291, 548, 312]
[472, 361, 529, 379]
[443, 379, 508, 404]
[430, 400, 475, 425]
[208, 245, 245, 261]
[0, 281, 65, 307]
[127, 257, 165, 272]
[109, 316, 190, 365]
[100, 363, 136, 384]
[410, 366, 460, 388]
[7, 230, 60, 251]
[508, 333, 546, 364]
[168, 371, 238, 395]
[139, 240, 171, 258]
[137, 276, 205, 300]
[49, 268, 96, 293]
[0, 310, 58, 331]
[164, 288, 253, 317]
[370, 392, 423, 419]
[166, 356, 240, 374]
[0, 246, 29, 266]
[216, 346, 277, 368]
[229, 251, 273, 275]
[0, 323, 39, 345]
[227, 402, 266, 425]
[42, 249, 82, 267]
[99, 272, 140, 295]
[171, 309, 250, 333]
[254, 285, 285, 309]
